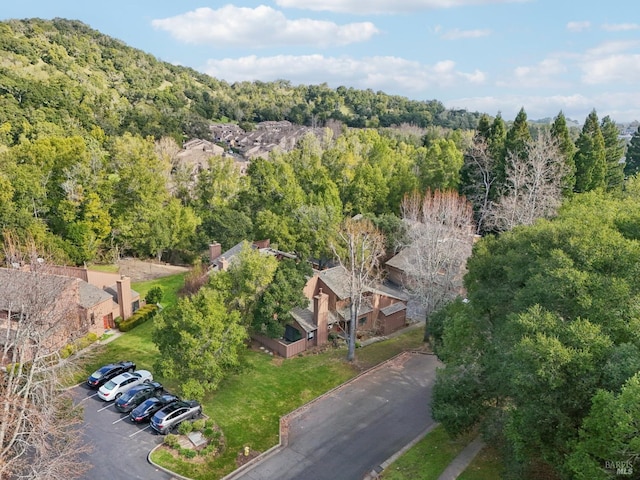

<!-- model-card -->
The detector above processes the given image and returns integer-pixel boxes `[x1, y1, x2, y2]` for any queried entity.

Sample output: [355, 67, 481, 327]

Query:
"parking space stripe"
[112, 416, 128, 424]
[129, 425, 152, 437]
[97, 403, 112, 412]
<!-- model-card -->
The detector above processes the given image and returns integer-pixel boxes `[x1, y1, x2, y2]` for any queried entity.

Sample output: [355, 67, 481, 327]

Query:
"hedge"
[118, 304, 158, 332]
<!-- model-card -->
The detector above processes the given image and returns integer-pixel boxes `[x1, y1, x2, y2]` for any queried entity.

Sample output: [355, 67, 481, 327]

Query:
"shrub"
[191, 419, 205, 432]
[118, 304, 158, 332]
[199, 444, 217, 456]
[145, 286, 163, 305]
[60, 332, 100, 358]
[114, 316, 123, 327]
[177, 421, 193, 435]
[164, 434, 179, 448]
[179, 447, 197, 459]
[204, 418, 215, 429]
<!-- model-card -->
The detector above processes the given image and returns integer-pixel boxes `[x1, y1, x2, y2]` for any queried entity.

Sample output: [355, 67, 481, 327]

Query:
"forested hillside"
[0, 17, 481, 147]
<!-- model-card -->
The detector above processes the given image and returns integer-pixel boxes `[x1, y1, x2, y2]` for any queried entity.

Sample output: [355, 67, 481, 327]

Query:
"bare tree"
[401, 190, 475, 339]
[461, 137, 498, 234]
[331, 218, 385, 362]
[0, 235, 90, 479]
[486, 132, 568, 232]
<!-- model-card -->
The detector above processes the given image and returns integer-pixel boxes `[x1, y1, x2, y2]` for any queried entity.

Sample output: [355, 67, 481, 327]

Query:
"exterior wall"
[379, 310, 407, 335]
[84, 297, 114, 336]
[86, 270, 121, 289]
[314, 290, 329, 346]
[252, 335, 307, 358]
[386, 266, 406, 287]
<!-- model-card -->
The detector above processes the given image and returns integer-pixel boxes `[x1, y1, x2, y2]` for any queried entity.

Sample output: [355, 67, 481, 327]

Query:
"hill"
[0, 18, 482, 146]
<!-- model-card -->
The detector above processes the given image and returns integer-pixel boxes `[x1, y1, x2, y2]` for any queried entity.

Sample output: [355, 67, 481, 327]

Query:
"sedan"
[129, 394, 179, 423]
[87, 361, 136, 389]
[114, 381, 163, 413]
[150, 400, 201, 434]
[97, 370, 152, 401]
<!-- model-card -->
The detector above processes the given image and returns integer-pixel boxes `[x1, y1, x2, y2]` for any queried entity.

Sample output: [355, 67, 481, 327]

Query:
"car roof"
[110, 372, 135, 384]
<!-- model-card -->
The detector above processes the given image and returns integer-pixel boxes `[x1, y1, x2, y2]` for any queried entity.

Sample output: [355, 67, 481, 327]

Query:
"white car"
[97, 370, 153, 401]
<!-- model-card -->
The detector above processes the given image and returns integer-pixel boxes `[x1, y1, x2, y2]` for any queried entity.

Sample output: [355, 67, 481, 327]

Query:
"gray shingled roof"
[0, 268, 75, 312]
[380, 302, 407, 316]
[78, 281, 113, 309]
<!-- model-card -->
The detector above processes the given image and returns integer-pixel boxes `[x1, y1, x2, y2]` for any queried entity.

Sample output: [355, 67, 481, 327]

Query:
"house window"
[308, 331, 315, 340]
[132, 300, 140, 313]
[358, 316, 367, 326]
[90, 313, 95, 325]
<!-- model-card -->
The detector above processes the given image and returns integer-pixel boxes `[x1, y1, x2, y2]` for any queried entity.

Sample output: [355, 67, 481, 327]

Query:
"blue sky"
[3, 0, 640, 123]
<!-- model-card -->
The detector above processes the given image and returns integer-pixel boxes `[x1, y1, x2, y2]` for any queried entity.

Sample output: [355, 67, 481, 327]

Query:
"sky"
[3, 0, 640, 123]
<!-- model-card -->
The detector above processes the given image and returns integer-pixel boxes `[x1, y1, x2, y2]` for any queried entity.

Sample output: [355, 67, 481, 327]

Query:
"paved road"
[71, 384, 174, 480]
[234, 352, 440, 480]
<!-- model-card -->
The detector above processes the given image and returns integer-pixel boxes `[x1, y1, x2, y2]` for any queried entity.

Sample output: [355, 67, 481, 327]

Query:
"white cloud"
[441, 28, 492, 40]
[203, 54, 486, 93]
[580, 41, 640, 85]
[151, 6, 378, 47]
[602, 23, 640, 32]
[275, 0, 529, 14]
[508, 57, 568, 88]
[566, 21, 591, 32]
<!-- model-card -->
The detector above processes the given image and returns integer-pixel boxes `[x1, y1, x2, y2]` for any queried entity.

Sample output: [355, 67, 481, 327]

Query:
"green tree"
[624, 125, 640, 176]
[551, 111, 577, 193]
[252, 259, 312, 338]
[416, 138, 463, 191]
[574, 110, 607, 192]
[209, 241, 279, 324]
[153, 288, 247, 401]
[431, 192, 640, 478]
[600, 115, 625, 191]
[568, 373, 640, 479]
[504, 107, 532, 161]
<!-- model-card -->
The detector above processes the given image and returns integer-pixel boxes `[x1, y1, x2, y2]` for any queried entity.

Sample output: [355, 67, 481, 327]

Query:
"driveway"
[71, 384, 174, 480]
[232, 352, 440, 480]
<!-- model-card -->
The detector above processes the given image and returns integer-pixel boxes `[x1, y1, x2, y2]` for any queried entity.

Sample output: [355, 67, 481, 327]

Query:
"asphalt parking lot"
[71, 383, 175, 480]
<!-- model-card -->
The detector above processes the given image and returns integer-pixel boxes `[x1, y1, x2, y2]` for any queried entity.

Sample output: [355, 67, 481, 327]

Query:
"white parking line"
[112, 416, 128, 424]
[129, 425, 152, 437]
[78, 392, 99, 403]
[97, 403, 112, 412]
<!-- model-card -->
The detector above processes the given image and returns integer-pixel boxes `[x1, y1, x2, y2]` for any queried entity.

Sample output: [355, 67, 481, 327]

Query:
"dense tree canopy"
[430, 192, 640, 479]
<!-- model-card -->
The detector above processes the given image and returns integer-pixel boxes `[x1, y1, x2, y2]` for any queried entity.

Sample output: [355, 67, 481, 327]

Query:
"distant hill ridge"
[0, 17, 483, 145]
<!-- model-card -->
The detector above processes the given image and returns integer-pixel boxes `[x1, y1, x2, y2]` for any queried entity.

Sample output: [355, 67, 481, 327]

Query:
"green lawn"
[458, 446, 504, 480]
[74, 271, 428, 479]
[380, 425, 476, 480]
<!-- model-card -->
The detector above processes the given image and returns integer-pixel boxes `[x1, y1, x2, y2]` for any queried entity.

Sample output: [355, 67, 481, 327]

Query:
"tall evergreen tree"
[550, 111, 576, 193]
[574, 110, 607, 192]
[488, 112, 507, 196]
[504, 107, 532, 161]
[476, 114, 492, 140]
[624, 125, 640, 177]
[601, 115, 625, 191]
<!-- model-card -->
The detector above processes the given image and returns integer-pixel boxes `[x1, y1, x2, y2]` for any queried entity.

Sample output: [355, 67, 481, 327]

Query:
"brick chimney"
[219, 257, 229, 271]
[314, 288, 329, 346]
[116, 275, 133, 320]
[209, 243, 222, 263]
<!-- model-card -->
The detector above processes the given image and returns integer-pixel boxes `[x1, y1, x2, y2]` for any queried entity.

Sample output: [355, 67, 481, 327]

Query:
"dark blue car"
[87, 361, 136, 388]
[114, 381, 163, 413]
[129, 394, 179, 423]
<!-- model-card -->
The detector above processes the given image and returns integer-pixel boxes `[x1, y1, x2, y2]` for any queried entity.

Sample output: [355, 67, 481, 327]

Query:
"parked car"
[150, 400, 202, 434]
[114, 381, 163, 413]
[97, 370, 152, 401]
[87, 361, 136, 389]
[129, 394, 179, 423]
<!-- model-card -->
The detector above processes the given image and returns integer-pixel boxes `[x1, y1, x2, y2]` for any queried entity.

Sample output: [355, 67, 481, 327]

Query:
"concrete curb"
[362, 423, 440, 480]
[221, 350, 427, 480]
[148, 444, 195, 480]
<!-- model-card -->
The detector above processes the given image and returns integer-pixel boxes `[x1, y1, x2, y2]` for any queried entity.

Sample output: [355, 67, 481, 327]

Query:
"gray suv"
[150, 400, 201, 434]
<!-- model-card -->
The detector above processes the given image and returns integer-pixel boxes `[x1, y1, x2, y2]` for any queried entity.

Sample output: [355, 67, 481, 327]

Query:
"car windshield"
[102, 380, 116, 391]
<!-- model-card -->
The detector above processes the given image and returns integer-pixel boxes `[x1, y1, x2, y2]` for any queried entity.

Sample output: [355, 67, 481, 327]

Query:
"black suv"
[87, 361, 136, 389]
[129, 394, 179, 423]
[114, 381, 163, 413]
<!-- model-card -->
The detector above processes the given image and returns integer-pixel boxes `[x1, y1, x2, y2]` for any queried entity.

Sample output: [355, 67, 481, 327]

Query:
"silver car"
[150, 400, 201, 434]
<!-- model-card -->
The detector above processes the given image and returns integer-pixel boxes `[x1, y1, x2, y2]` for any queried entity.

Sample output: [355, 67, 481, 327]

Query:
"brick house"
[253, 266, 409, 358]
[0, 266, 140, 365]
